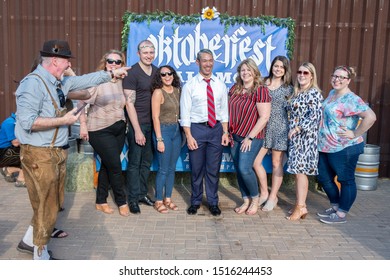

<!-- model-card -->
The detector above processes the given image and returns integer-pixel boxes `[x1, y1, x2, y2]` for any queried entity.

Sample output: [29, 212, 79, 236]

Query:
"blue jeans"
[126, 123, 153, 203]
[230, 134, 263, 198]
[152, 123, 182, 201]
[317, 142, 364, 213]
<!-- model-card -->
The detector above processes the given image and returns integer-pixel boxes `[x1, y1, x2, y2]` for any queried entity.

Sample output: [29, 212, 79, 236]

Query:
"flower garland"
[121, 8, 295, 59]
[201, 6, 220, 20]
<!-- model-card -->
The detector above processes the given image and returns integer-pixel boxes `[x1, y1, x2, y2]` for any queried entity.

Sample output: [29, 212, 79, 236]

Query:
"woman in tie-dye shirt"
[317, 65, 376, 224]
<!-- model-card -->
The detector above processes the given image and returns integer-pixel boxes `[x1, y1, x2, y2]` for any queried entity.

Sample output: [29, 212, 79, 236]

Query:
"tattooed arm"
[124, 89, 145, 146]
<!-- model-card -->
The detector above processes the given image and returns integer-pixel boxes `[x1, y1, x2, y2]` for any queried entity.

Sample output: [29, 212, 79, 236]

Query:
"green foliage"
[121, 10, 295, 59]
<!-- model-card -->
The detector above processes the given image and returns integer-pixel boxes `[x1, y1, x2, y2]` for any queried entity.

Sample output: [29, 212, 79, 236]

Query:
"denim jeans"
[230, 134, 263, 198]
[152, 123, 182, 201]
[88, 120, 127, 206]
[126, 123, 153, 203]
[317, 142, 364, 213]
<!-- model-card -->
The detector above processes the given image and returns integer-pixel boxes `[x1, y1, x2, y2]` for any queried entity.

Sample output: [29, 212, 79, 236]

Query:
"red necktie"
[205, 79, 216, 127]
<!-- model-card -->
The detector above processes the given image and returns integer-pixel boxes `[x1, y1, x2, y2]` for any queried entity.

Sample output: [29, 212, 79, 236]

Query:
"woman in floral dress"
[253, 56, 293, 211]
[286, 62, 323, 221]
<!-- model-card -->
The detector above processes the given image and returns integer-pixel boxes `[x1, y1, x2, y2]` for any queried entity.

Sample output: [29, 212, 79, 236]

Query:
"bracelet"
[223, 131, 229, 135]
[156, 137, 164, 142]
[247, 136, 254, 141]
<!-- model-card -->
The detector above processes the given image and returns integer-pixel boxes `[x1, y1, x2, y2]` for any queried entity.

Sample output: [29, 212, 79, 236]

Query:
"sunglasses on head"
[106, 59, 122, 65]
[160, 72, 173, 77]
[297, 70, 310, 75]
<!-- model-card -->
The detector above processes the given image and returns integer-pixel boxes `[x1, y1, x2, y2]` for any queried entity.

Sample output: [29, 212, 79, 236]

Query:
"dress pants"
[188, 122, 223, 206]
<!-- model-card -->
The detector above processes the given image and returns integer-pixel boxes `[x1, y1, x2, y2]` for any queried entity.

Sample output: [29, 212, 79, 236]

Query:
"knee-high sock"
[22, 225, 34, 247]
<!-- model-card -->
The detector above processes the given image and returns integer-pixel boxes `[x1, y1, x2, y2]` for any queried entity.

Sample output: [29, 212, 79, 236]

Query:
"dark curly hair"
[151, 65, 182, 92]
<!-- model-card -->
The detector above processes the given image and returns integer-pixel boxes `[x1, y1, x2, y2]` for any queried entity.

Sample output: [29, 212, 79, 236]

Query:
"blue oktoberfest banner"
[126, 18, 289, 89]
[95, 9, 294, 172]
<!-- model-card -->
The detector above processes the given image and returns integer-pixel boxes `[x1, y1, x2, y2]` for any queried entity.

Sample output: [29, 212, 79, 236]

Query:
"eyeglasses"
[106, 59, 122, 65]
[56, 84, 66, 108]
[297, 70, 310, 75]
[160, 72, 173, 77]
[331, 74, 349, 81]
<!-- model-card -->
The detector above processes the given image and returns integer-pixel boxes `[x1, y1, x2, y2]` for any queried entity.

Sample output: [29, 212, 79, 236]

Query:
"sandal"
[262, 198, 278, 212]
[234, 200, 250, 214]
[1, 167, 17, 183]
[163, 199, 178, 211]
[51, 227, 68, 238]
[96, 203, 114, 214]
[154, 201, 168, 214]
[119, 204, 130, 217]
[246, 198, 259, 215]
[15, 180, 26, 188]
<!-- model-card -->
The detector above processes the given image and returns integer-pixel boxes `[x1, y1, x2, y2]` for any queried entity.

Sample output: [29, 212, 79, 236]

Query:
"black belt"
[23, 144, 69, 150]
[197, 121, 220, 127]
[49, 144, 70, 150]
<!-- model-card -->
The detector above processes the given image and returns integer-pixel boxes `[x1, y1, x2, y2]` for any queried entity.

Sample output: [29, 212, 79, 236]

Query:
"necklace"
[267, 77, 282, 91]
[267, 82, 281, 91]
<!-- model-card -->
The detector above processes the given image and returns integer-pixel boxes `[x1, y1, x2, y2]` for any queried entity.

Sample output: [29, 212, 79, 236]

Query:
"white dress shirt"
[180, 73, 228, 127]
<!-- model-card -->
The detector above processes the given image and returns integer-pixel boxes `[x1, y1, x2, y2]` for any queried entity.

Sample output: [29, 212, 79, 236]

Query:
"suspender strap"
[28, 73, 61, 147]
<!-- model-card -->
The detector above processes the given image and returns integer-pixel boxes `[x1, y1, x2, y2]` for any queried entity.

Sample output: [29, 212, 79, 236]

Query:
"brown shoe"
[119, 204, 130, 217]
[96, 203, 114, 214]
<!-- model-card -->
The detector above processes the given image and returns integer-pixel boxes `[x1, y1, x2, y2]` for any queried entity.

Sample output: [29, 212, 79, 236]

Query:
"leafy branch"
[121, 10, 295, 59]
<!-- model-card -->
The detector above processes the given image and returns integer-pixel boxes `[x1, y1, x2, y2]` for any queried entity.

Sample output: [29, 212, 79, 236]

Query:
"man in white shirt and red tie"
[180, 49, 230, 216]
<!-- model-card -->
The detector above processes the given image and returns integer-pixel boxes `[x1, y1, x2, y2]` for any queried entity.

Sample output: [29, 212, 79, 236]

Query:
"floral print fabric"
[318, 89, 369, 153]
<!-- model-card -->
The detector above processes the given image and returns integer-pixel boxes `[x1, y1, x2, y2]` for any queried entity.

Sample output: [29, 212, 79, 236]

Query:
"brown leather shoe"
[96, 203, 114, 214]
[119, 204, 130, 217]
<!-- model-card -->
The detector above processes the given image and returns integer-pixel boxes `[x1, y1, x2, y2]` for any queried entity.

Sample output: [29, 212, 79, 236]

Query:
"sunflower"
[201, 6, 220, 20]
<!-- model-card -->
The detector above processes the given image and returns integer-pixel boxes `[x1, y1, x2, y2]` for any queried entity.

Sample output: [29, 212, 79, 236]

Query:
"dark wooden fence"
[1, 0, 389, 177]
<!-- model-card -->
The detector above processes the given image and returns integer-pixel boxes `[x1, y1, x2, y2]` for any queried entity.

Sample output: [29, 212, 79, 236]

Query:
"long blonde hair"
[292, 62, 321, 97]
[232, 58, 264, 95]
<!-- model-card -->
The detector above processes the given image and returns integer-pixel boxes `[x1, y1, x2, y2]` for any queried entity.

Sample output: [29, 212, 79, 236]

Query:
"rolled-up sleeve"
[15, 78, 44, 133]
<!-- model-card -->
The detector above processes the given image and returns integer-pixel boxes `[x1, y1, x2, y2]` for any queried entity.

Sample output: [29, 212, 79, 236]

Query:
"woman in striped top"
[228, 58, 271, 215]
